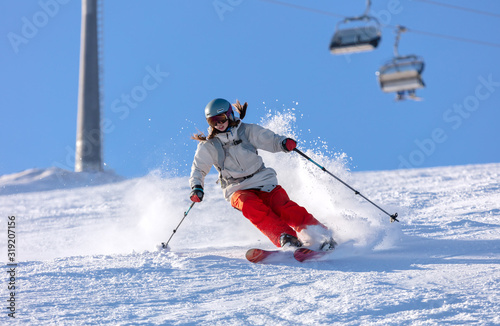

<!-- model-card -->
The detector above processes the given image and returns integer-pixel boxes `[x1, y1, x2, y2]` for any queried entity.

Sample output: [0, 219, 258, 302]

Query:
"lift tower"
[75, 0, 102, 172]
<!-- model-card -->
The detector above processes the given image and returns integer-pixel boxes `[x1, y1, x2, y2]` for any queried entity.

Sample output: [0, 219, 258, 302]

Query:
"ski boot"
[280, 233, 303, 248]
[319, 237, 337, 251]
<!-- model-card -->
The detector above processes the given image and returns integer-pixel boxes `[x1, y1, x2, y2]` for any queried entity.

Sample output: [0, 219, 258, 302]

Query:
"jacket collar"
[214, 121, 242, 145]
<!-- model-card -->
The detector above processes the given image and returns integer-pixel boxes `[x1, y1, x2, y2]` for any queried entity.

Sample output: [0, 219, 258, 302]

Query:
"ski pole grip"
[293, 148, 308, 159]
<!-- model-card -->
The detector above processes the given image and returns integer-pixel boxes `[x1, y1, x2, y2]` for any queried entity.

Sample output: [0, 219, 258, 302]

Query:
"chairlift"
[376, 26, 426, 101]
[329, 0, 382, 54]
[377, 55, 425, 94]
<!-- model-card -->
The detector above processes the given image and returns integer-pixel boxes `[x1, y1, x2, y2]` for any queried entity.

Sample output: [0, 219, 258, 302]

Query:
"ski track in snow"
[1, 115, 499, 324]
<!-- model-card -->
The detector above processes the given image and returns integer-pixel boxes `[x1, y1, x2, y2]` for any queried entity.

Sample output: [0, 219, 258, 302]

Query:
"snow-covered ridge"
[0, 167, 124, 195]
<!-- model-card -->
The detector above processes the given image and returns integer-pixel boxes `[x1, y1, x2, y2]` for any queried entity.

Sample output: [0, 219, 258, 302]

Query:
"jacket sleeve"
[189, 142, 214, 189]
[245, 123, 287, 153]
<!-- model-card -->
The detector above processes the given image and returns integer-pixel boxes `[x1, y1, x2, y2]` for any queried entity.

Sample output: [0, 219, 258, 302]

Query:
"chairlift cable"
[411, 0, 500, 19]
[389, 24, 500, 49]
[258, 0, 500, 49]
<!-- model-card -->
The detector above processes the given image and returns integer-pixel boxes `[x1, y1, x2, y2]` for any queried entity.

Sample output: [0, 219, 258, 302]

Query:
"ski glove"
[190, 185, 204, 202]
[282, 138, 297, 152]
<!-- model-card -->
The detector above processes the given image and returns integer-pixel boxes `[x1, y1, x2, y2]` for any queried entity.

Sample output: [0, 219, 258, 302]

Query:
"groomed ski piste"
[1, 111, 499, 325]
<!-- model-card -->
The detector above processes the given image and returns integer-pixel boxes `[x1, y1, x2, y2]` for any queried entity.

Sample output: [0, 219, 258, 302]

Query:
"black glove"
[190, 185, 204, 202]
[281, 138, 297, 152]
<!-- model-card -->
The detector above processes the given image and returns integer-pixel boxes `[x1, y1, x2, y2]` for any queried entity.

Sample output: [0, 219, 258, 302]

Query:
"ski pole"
[161, 202, 196, 249]
[293, 148, 399, 223]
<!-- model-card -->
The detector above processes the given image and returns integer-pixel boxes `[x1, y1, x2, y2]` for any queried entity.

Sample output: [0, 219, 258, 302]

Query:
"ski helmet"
[205, 98, 234, 126]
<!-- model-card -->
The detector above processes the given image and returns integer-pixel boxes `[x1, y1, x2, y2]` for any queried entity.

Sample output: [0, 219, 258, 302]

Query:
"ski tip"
[246, 248, 283, 263]
[245, 248, 266, 263]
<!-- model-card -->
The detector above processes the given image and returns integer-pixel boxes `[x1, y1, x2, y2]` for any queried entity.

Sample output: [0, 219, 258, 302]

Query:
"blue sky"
[1, 0, 499, 178]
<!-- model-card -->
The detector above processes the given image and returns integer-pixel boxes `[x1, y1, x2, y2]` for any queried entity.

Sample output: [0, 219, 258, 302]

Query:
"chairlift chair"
[329, 1, 381, 55]
[329, 16, 382, 55]
[377, 55, 425, 94]
[377, 26, 426, 101]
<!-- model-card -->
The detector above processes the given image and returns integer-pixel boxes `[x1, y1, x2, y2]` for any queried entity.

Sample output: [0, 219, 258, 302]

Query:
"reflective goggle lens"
[208, 114, 228, 126]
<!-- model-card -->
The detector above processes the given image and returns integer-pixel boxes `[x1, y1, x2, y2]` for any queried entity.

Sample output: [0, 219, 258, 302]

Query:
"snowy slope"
[1, 113, 499, 325]
[1, 162, 499, 325]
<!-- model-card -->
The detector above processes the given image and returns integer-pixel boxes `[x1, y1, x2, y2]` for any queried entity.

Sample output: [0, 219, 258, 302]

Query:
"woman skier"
[189, 98, 336, 251]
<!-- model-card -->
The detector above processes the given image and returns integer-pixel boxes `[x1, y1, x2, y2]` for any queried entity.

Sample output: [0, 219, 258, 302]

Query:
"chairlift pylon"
[376, 26, 426, 101]
[329, 0, 382, 55]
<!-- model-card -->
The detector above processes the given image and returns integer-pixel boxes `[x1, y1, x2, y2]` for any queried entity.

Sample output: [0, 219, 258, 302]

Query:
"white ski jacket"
[189, 122, 288, 201]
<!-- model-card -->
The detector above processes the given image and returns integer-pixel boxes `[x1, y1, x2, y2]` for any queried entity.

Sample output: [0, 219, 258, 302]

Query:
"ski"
[245, 248, 288, 263]
[246, 247, 333, 263]
[293, 248, 331, 262]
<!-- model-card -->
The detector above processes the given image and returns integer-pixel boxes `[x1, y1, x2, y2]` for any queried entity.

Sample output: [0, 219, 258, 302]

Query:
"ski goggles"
[207, 114, 228, 127]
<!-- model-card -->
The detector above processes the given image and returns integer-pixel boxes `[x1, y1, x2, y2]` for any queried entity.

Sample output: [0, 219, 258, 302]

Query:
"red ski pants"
[230, 186, 325, 247]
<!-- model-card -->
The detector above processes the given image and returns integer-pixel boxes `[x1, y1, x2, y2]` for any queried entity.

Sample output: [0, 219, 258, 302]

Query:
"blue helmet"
[205, 98, 234, 118]
[205, 98, 234, 126]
